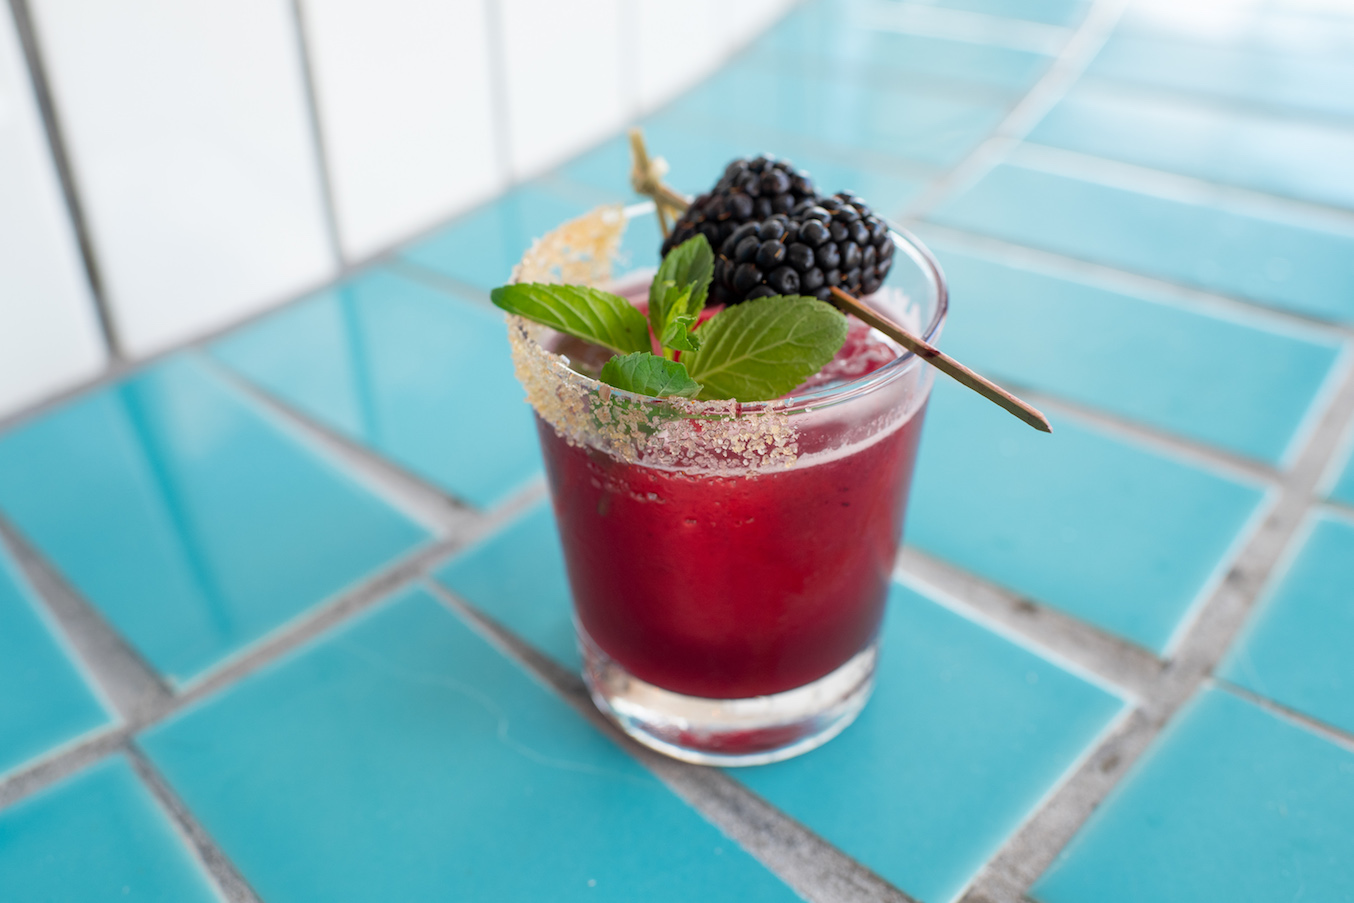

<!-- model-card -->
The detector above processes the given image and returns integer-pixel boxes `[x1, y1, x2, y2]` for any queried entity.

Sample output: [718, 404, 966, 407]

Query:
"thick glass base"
[580, 629, 877, 767]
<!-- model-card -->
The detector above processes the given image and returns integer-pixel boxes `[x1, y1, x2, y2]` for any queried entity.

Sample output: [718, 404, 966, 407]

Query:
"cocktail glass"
[505, 209, 947, 765]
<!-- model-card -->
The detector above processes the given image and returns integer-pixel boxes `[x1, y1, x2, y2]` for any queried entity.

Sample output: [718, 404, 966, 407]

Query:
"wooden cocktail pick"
[829, 286, 1052, 433]
[629, 128, 691, 238]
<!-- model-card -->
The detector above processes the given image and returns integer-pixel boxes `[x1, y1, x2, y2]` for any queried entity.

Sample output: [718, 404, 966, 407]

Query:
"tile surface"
[1330, 442, 1354, 509]
[923, 241, 1343, 464]
[1220, 512, 1354, 737]
[0, 356, 428, 683]
[434, 500, 578, 669]
[908, 379, 1267, 652]
[211, 268, 540, 510]
[1034, 688, 1354, 903]
[929, 162, 1354, 324]
[740, 582, 1123, 903]
[142, 587, 798, 903]
[0, 756, 219, 903]
[0, 545, 108, 777]
[1028, 81, 1354, 211]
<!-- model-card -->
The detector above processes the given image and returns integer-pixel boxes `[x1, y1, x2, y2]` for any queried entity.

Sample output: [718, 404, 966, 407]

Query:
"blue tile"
[922, 242, 1343, 464]
[1029, 81, 1354, 211]
[741, 582, 1123, 903]
[1033, 688, 1354, 903]
[929, 0, 1089, 27]
[1220, 512, 1354, 736]
[0, 546, 108, 777]
[664, 62, 1008, 168]
[211, 268, 541, 510]
[909, 379, 1267, 651]
[400, 185, 590, 291]
[929, 163, 1354, 324]
[1330, 441, 1354, 508]
[0, 356, 428, 684]
[757, 3, 1052, 92]
[0, 756, 219, 903]
[433, 500, 578, 669]
[1090, 32, 1354, 121]
[141, 587, 798, 903]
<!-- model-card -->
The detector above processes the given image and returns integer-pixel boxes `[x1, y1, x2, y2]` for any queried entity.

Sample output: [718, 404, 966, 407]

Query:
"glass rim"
[514, 223, 947, 418]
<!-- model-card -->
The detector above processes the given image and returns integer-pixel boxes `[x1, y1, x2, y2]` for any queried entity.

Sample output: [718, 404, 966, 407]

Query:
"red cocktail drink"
[507, 225, 947, 765]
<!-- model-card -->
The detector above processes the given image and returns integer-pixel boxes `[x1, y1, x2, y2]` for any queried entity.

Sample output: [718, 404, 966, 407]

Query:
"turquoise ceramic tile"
[929, 163, 1354, 324]
[757, 3, 1051, 93]
[928, 0, 1089, 27]
[0, 756, 219, 903]
[557, 117, 927, 220]
[1091, 32, 1354, 121]
[1034, 688, 1354, 903]
[0, 546, 108, 777]
[922, 242, 1343, 464]
[211, 268, 540, 510]
[141, 588, 798, 903]
[1029, 81, 1354, 210]
[400, 185, 589, 291]
[665, 62, 1008, 168]
[1332, 446, 1354, 507]
[1220, 512, 1354, 736]
[909, 379, 1267, 651]
[741, 582, 1123, 903]
[0, 356, 428, 683]
[433, 500, 578, 669]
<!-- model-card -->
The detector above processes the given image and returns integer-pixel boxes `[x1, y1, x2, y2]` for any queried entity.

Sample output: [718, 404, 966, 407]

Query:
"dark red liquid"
[540, 400, 928, 699]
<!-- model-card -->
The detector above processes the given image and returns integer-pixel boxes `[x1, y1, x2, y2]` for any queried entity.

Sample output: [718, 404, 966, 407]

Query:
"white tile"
[627, 0, 724, 113]
[31, 0, 337, 357]
[498, 0, 626, 180]
[300, 0, 503, 260]
[0, 9, 105, 418]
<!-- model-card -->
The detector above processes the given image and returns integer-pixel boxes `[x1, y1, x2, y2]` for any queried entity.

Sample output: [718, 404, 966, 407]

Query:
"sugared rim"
[515, 224, 948, 417]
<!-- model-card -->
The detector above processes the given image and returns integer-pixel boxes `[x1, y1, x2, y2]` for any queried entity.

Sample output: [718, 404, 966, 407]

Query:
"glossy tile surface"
[0, 545, 108, 777]
[211, 268, 540, 510]
[1330, 442, 1354, 508]
[665, 62, 1008, 168]
[1090, 31, 1354, 122]
[141, 587, 798, 903]
[929, 162, 1354, 324]
[923, 241, 1343, 464]
[1034, 688, 1354, 903]
[1220, 512, 1354, 736]
[434, 500, 578, 669]
[1029, 81, 1354, 211]
[0, 756, 219, 903]
[757, 3, 1052, 92]
[908, 379, 1267, 652]
[930, 0, 1088, 27]
[0, 356, 428, 683]
[741, 582, 1123, 903]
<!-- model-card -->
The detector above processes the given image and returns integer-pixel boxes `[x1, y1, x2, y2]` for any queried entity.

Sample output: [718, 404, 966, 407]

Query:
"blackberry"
[788, 193, 895, 301]
[661, 156, 817, 261]
[712, 193, 896, 305]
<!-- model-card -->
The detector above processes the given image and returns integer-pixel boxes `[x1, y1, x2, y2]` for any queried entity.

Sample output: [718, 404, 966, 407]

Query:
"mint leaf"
[649, 235, 713, 339]
[659, 314, 701, 352]
[599, 352, 702, 398]
[491, 283, 650, 355]
[683, 295, 848, 401]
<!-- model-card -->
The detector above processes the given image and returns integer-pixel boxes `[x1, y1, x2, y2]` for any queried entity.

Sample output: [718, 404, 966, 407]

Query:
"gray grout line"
[287, 0, 347, 268]
[900, 0, 1130, 222]
[125, 745, 265, 903]
[4, 0, 123, 361]
[960, 335, 1354, 903]
[908, 220, 1354, 342]
[385, 258, 497, 308]
[1220, 681, 1354, 755]
[0, 516, 171, 724]
[425, 579, 917, 903]
[894, 547, 1162, 700]
[0, 726, 129, 811]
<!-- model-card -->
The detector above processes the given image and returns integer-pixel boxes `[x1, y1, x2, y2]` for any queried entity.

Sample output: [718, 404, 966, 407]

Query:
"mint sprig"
[599, 352, 702, 398]
[491, 283, 650, 355]
[683, 295, 847, 401]
[494, 238, 847, 401]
